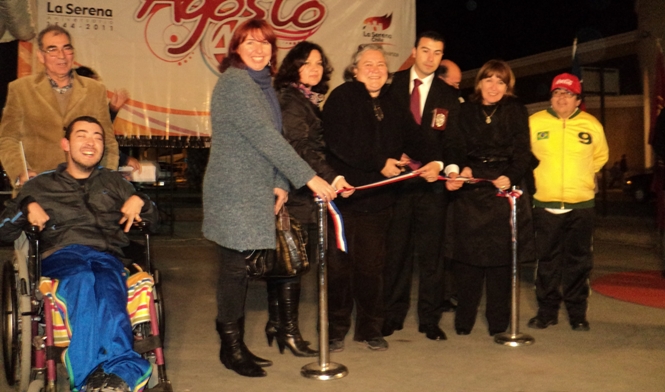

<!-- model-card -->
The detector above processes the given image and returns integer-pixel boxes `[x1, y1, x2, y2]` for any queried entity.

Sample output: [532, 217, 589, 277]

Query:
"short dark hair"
[219, 19, 278, 76]
[37, 25, 71, 49]
[437, 64, 449, 77]
[274, 41, 333, 94]
[75, 66, 97, 79]
[415, 30, 445, 48]
[65, 116, 104, 140]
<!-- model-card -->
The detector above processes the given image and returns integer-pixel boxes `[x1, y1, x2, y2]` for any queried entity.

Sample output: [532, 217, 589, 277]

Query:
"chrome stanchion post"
[494, 187, 535, 347]
[301, 199, 348, 380]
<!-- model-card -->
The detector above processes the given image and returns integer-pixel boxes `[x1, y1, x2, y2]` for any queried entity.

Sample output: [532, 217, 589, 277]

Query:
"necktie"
[410, 78, 423, 125]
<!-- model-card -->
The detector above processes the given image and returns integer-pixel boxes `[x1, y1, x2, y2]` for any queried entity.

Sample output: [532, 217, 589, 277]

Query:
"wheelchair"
[1, 224, 172, 392]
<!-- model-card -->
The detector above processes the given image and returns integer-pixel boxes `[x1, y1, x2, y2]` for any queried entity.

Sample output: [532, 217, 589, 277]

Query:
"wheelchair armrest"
[128, 221, 153, 235]
[25, 225, 41, 241]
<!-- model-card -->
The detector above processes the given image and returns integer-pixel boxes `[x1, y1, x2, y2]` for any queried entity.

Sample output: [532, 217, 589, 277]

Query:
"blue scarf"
[247, 67, 283, 134]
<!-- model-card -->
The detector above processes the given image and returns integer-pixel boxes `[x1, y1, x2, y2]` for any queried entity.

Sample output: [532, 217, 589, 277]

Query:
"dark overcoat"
[278, 86, 337, 224]
[322, 81, 436, 213]
[446, 97, 536, 266]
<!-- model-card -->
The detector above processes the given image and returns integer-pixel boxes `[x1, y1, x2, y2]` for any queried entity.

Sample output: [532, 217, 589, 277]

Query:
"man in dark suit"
[383, 31, 462, 341]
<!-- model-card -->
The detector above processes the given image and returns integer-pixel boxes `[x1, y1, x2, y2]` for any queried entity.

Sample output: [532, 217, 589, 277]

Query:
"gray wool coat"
[202, 67, 315, 251]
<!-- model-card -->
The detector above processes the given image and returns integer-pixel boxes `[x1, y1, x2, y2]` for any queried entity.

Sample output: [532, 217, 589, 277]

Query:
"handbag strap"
[277, 205, 290, 231]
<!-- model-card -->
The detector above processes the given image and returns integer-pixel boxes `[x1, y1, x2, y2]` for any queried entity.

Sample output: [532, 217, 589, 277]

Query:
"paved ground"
[151, 215, 665, 392]
[2, 193, 665, 391]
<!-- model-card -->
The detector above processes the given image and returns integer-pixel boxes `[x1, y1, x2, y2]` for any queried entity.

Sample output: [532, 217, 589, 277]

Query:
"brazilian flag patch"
[537, 131, 549, 140]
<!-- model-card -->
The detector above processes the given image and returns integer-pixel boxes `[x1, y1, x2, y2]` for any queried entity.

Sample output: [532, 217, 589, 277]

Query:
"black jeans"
[533, 207, 594, 322]
[327, 207, 392, 342]
[453, 261, 511, 333]
[216, 245, 250, 323]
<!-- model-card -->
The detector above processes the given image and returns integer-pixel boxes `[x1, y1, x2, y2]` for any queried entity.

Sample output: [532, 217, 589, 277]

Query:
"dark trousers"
[533, 207, 594, 322]
[327, 208, 392, 341]
[216, 245, 250, 323]
[453, 261, 511, 333]
[383, 184, 447, 326]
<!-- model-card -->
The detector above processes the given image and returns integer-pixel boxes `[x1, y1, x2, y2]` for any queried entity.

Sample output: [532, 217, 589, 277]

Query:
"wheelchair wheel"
[152, 269, 166, 339]
[1, 259, 33, 391]
[1, 260, 18, 383]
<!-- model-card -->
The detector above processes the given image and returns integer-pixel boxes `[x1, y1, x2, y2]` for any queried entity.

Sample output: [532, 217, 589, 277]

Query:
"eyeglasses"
[41, 45, 74, 57]
[552, 89, 576, 98]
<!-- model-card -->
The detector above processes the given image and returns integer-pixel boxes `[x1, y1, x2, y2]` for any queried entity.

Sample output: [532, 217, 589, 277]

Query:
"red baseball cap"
[551, 73, 581, 95]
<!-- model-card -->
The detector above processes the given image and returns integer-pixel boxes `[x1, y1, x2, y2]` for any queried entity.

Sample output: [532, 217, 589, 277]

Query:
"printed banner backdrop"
[25, 0, 416, 138]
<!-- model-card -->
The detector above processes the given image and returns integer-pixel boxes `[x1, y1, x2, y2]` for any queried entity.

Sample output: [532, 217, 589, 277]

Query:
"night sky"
[416, 0, 638, 71]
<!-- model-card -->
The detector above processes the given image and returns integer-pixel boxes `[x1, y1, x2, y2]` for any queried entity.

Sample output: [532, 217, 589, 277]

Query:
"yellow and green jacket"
[529, 108, 609, 209]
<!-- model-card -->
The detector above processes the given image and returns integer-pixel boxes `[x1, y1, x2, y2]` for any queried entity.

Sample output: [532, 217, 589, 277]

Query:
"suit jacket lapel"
[67, 74, 88, 114]
[34, 74, 62, 116]
[392, 70, 411, 108]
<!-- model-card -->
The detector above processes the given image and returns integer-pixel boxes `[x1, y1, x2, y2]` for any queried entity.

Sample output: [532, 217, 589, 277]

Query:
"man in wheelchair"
[0, 116, 158, 392]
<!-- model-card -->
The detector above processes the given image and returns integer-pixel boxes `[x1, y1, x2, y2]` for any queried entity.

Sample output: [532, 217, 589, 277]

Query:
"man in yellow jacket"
[528, 73, 608, 331]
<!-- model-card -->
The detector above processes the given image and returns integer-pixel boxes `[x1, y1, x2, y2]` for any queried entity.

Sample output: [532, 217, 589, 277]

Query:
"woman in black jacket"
[446, 60, 535, 336]
[267, 41, 353, 357]
[322, 45, 442, 352]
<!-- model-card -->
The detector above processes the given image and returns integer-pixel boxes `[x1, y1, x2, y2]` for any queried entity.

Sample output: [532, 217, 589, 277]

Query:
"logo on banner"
[360, 12, 397, 58]
[44, 1, 115, 32]
[134, 0, 328, 74]
[363, 13, 392, 36]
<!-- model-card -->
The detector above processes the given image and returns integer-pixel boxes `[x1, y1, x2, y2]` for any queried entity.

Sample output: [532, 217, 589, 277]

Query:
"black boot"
[265, 281, 280, 347]
[275, 282, 318, 357]
[238, 317, 273, 367]
[216, 320, 266, 377]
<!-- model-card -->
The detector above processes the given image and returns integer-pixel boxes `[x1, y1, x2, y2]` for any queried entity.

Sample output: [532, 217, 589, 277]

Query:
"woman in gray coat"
[202, 19, 336, 378]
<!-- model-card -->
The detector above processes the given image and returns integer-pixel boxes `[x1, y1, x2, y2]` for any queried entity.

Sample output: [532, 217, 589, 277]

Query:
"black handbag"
[245, 206, 310, 278]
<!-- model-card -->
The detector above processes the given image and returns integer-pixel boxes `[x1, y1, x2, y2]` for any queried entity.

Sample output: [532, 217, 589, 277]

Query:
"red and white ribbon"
[495, 188, 523, 242]
[320, 172, 518, 252]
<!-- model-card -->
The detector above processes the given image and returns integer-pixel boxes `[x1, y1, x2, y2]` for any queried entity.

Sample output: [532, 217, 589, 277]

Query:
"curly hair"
[274, 41, 333, 94]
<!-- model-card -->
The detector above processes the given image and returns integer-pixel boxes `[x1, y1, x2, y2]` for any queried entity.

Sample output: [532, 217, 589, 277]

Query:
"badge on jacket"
[431, 108, 449, 130]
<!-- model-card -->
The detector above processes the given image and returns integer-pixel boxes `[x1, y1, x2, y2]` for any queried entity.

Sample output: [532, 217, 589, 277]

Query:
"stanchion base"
[494, 332, 535, 347]
[301, 362, 348, 380]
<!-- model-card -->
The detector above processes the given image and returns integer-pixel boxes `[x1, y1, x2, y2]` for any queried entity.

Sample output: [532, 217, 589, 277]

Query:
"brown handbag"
[245, 206, 310, 278]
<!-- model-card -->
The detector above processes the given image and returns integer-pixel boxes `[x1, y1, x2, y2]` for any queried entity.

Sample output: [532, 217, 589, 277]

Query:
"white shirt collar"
[409, 66, 435, 92]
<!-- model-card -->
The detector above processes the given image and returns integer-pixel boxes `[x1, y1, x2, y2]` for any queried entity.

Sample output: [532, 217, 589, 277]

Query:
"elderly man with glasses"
[0, 25, 118, 188]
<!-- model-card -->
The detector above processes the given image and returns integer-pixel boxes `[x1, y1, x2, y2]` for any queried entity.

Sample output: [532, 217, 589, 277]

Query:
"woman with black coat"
[446, 60, 535, 337]
[265, 41, 353, 357]
[322, 44, 442, 352]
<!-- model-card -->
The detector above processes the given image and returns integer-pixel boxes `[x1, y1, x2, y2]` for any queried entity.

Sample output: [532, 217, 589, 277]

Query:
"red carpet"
[591, 270, 665, 309]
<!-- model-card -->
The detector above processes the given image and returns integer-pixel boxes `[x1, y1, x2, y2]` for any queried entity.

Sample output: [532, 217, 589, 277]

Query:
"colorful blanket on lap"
[38, 265, 155, 347]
